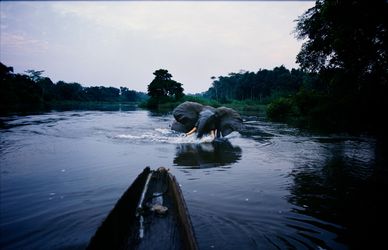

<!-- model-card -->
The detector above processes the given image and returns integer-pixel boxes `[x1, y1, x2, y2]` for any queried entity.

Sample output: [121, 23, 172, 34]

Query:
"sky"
[0, 1, 314, 94]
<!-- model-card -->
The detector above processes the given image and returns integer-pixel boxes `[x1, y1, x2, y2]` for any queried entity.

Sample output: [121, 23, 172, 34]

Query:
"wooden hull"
[87, 167, 198, 250]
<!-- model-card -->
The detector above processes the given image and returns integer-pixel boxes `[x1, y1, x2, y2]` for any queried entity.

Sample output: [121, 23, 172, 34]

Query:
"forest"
[202, 66, 320, 103]
[265, 0, 388, 134]
[0, 62, 147, 113]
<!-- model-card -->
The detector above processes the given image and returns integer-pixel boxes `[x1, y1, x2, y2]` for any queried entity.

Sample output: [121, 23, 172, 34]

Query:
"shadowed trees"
[1, 63, 43, 110]
[257, 0, 388, 133]
[203, 66, 318, 103]
[146, 69, 184, 108]
[295, 0, 387, 83]
[0, 62, 147, 113]
[290, 0, 388, 132]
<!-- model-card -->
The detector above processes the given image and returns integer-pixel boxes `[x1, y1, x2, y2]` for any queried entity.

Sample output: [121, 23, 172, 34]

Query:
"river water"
[0, 105, 386, 249]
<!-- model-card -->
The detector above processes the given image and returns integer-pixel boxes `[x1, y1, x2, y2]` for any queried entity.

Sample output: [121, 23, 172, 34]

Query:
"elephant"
[171, 101, 243, 138]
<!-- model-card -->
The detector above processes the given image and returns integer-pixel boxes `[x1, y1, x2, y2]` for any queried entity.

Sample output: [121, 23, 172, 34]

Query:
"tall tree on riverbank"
[146, 69, 184, 108]
[295, 0, 387, 92]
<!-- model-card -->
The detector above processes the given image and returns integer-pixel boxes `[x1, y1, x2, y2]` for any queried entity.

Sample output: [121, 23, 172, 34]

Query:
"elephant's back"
[173, 101, 203, 125]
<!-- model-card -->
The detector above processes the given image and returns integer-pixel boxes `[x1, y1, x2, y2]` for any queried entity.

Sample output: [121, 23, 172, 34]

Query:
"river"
[0, 105, 386, 249]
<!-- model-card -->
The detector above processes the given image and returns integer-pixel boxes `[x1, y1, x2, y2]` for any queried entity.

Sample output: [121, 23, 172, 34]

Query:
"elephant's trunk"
[196, 109, 217, 138]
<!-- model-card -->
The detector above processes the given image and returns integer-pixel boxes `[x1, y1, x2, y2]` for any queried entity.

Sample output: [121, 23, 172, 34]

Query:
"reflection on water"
[49, 103, 138, 112]
[287, 137, 387, 249]
[174, 140, 242, 168]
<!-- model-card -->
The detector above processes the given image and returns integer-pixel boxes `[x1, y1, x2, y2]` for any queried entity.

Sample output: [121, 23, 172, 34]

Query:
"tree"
[147, 69, 184, 107]
[1, 62, 149, 113]
[37, 77, 56, 101]
[295, 0, 388, 92]
[120, 87, 137, 102]
[203, 66, 311, 103]
[25, 70, 45, 82]
[293, 0, 388, 133]
[56, 81, 84, 100]
[0, 62, 13, 79]
[1, 63, 44, 110]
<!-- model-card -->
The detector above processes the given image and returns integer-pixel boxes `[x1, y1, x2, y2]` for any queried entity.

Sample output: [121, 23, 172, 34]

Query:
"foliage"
[1, 63, 43, 111]
[295, 0, 387, 81]
[291, 0, 388, 133]
[120, 87, 147, 102]
[183, 95, 220, 107]
[0, 62, 147, 113]
[203, 66, 318, 104]
[145, 69, 184, 109]
[267, 97, 295, 121]
[25, 69, 45, 82]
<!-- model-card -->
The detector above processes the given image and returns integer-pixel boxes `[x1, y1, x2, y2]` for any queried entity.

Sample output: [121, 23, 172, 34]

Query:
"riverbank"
[0, 101, 140, 115]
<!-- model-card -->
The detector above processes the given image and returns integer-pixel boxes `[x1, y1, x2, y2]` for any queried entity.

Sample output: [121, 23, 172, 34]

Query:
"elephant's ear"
[172, 101, 204, 132]
[216, 107, 243, 137]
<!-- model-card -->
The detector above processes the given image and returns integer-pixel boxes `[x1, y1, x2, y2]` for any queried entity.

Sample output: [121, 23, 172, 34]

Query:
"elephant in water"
[171, 101, 243, 138]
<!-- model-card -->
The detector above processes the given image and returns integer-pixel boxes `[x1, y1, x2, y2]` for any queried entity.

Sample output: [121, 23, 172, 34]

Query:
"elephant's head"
[213, 107, 243, 137]
[171, 101, 243, 138]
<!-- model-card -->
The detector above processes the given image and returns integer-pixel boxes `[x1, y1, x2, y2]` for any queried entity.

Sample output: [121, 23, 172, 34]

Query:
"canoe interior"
[87, 167, 197, 250]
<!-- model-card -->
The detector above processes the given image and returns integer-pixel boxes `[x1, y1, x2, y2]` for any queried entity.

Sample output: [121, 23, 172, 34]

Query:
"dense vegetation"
[284, 0, 387, 133]
[202, 66, 320, 103]
[144, 69, 184, 109]
[0, 63, 147, 113]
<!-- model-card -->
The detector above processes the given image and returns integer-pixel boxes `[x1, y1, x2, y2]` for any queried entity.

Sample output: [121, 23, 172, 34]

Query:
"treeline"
[0, 62, 147, 112]
[202, 66, 320, 103]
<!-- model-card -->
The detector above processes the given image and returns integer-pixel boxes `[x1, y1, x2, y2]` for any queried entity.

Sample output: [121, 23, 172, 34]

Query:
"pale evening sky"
[0, 1, 314, 94]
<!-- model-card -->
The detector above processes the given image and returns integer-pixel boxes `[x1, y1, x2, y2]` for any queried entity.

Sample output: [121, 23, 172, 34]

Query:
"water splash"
[114, 128, 241, 144]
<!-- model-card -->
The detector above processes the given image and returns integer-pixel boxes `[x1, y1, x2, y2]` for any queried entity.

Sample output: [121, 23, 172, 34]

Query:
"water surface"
[0, 107, 386, 249]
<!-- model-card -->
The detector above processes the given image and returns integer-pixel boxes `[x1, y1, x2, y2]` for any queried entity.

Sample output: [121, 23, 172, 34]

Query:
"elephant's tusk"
[210, 129, 216, 139]
[185, 127, 197, 136]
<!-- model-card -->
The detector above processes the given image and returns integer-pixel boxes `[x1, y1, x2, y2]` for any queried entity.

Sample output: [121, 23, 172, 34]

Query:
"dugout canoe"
[87, 167, 198, 250]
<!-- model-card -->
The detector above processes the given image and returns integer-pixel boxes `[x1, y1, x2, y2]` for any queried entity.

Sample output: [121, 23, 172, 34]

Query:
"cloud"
[1, 1, 313, 93]
[50, 2, 306, 49]
[0, 32, 49, 55]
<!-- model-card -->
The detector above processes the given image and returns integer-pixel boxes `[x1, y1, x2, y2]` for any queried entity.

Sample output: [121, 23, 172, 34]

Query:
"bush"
[183, 95, 220, 107]
[266, 97, 295, 121]
[293, 90, 324, 116]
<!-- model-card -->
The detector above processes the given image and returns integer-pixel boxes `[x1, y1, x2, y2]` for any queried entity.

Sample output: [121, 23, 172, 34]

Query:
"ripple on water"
[190, 199, 345, 249]
[0, 110, 383, 250]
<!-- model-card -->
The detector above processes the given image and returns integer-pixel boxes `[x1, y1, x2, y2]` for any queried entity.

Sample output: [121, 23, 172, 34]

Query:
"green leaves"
[295, 0, 388, 82]
[146, 69, 184, 108]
